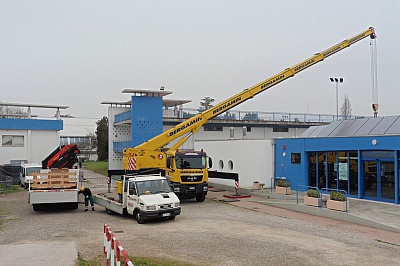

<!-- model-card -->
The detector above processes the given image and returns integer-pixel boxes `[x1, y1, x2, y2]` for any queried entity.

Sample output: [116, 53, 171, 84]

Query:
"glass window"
[219, 160, 224, 170]
[175, 155, 207, 169]
[349, 151, 358, 196]
[273, 127, 289, 132]
[291, 153, 301, 164]
[398, 153, 400, 202]
[317, 152, 326, 189]
[60, 137, 69, 146]
[204, 125, 223, 131]
[2, 135, 24, 147]
[363, 161, 377, 198]
[327, 152, 337, 189]
[26, 167, 42, 175]
[338, 151, 348, 192]
[136, 179, 171, 195]
[228, 160, 234, 170]
[381, 161, 395, 201]
[308, 152, 316, 187]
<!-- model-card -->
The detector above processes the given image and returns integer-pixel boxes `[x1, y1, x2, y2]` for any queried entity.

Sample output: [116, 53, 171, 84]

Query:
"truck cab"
[20, 163, 42, 189]
[166, 150, 209, 202]
[127, 175, 181, 223]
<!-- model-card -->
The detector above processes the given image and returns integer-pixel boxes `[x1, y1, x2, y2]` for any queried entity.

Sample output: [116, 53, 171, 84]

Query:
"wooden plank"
[31, 184, 77, 189]
[32, 178, 77, 183]
[33, 172, 77, 177]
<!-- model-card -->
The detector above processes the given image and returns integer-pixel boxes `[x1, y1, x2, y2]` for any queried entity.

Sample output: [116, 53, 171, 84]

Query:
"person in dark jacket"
[79, 187, 95, 211]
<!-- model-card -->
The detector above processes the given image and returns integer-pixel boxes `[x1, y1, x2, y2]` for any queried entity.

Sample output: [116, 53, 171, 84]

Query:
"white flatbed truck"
[93, 174, 181, 224]
[28, 168, 80, 211]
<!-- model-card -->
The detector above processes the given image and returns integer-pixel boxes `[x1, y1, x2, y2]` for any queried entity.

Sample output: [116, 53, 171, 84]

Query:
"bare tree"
[340, 95, 352, 120]
[0, 103, 26, 116]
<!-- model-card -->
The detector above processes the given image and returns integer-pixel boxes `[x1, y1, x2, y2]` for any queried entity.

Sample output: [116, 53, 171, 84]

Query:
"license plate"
[162, 212, 171, 217]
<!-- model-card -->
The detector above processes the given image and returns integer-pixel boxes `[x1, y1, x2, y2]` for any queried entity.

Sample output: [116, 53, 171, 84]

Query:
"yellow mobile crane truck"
[123, 27, 377, 202]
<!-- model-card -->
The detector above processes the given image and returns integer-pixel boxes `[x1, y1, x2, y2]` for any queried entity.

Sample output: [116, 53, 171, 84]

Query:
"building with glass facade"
[274, 116, 400, 204]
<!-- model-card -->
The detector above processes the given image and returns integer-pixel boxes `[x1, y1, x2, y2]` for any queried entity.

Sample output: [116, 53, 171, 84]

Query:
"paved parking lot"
[1, 170, 400, 266]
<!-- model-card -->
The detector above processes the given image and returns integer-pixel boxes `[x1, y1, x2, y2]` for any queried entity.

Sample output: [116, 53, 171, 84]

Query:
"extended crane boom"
[126, 27, 376, 152]
[123, 27, 377, 202]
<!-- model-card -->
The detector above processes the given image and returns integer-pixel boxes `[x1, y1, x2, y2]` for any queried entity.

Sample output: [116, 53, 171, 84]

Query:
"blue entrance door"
[363, 160, 395, 202]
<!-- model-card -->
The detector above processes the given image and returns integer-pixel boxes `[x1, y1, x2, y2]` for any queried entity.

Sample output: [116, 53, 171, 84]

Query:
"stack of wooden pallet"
[31, 168, 77, 190]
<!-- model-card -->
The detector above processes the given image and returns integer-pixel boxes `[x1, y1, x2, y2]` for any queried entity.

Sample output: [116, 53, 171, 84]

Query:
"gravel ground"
[1, 170, 400, 266]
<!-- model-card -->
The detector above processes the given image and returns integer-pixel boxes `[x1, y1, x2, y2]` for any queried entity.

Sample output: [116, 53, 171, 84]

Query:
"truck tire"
[169, 215, 176, 220]
[196, 192, 206, 202]
[135, 211, 145, 224]
[106, 208, 114, 215]
[32, 204, 42, 212]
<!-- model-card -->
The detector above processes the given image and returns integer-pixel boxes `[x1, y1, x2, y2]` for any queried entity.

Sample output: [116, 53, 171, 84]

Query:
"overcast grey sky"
[1, 1, 399, 119]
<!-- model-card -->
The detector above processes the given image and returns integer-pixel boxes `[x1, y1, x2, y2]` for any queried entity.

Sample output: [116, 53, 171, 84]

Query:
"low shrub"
[330, 191, 346, 201]
[276, 179, 290, 187]
[307, 189, 319, 198]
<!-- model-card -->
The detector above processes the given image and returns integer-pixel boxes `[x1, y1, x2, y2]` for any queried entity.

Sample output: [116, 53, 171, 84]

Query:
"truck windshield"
[136, 179, 171, 195]
[175, 156, 206, 169]
[26, 167, 42, 175]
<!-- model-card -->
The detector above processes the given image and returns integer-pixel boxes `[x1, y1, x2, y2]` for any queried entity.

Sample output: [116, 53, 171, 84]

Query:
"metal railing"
[113, 107, 370, 125]
[115, 110, 131, 123]
[270, 176, 290, 194]
[180, 108, 368, 123]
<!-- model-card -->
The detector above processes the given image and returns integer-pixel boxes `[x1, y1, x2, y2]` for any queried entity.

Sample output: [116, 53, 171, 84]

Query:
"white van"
[20, 163, 42, 189]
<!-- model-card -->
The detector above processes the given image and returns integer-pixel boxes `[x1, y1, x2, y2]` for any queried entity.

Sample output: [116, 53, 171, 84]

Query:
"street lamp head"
[329, 77, 343, 83]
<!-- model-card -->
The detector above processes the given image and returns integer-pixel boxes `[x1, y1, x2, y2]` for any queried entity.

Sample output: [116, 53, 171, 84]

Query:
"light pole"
[330, 77, 343, 121]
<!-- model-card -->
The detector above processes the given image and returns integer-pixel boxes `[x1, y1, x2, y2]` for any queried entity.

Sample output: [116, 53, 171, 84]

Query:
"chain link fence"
[0, 174, 14, 193]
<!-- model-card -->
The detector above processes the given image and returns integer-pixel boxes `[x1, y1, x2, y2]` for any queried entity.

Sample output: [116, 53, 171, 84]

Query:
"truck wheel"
[196, 192, 206, 202]
[106, 208, 114, 215]
[169, 215, 176, 220]
[32, 204, 42, 212]
[135, 211, 145, 224]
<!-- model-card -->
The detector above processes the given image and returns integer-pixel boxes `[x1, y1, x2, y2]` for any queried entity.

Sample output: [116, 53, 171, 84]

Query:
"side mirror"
[166, 157, 172, 169]
[208, 157, 213, 168]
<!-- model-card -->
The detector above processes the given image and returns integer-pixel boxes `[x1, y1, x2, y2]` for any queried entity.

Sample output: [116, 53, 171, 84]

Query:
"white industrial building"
[0, 103, 65, 166]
